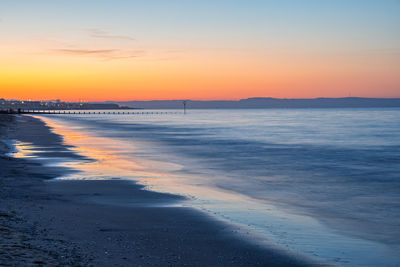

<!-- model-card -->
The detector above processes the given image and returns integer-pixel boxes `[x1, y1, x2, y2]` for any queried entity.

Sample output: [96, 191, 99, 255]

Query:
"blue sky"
[1, 0, 399, 100]
[2, 0, 399, 50]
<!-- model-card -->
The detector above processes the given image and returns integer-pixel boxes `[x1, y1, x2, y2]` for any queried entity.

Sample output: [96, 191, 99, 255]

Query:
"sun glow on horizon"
[1, 0, 399, 101]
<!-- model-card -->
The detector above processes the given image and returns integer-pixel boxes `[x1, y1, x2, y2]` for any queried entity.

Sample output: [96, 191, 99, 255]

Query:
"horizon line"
[3, 96, 400, 103]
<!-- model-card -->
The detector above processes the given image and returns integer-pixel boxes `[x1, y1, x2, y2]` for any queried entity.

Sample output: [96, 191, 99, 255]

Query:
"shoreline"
[0, 114, 314, 266]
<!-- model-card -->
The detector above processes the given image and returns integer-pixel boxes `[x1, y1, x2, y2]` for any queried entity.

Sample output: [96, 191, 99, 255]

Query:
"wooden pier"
[2, 110, 181, 115]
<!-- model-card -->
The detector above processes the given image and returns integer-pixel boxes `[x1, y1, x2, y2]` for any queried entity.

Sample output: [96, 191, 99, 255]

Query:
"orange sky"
[1, 1, 399, 101]
[1, 47, 399, 101]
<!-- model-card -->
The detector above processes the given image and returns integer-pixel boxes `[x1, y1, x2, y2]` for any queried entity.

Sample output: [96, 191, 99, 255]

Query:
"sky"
[0, 0, 399, 101]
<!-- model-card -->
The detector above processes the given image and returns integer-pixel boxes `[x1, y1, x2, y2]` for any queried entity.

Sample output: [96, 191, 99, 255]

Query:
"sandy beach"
[0, 114, 313, 266]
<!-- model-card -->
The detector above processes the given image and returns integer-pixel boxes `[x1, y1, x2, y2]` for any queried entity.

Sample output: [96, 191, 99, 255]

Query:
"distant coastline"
[107, 97, 400, 109]
[2, 97, 400, 111]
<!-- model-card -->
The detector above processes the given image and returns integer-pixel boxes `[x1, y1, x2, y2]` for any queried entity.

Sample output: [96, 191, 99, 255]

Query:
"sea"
[16, 108, 400, 266]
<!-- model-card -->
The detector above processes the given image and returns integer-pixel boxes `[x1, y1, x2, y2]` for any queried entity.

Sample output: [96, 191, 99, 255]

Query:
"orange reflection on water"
[37, 116, 180, 183]
[11, 141, 43, 158]
[29, 116, 255, 204]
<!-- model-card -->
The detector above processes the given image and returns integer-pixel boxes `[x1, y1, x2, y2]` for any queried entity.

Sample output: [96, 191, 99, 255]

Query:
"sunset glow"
[1, 0, 399, 101]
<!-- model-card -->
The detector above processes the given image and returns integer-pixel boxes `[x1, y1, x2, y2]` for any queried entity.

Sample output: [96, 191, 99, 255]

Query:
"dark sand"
[0, 114, 318, 266]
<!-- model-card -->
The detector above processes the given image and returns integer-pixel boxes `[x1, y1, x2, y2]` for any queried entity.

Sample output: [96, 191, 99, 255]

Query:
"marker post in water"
[183, 100, 187, 114]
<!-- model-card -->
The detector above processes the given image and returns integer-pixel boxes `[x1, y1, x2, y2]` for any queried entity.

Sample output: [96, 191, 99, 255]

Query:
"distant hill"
[103, 97, 400, 109]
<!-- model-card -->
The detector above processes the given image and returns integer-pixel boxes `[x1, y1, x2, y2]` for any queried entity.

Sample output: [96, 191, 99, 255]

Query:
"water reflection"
[38, 118, 183, 185]
[24, 113, 400, 267]
[8, 141, 41, 158]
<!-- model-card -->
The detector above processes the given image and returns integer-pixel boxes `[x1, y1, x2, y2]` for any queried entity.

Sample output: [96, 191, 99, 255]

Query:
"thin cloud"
[104, 50, 146, 60]
[54, 49, 117, 55]
[87, 29, 135, 41]
[51, 48, 145, 60]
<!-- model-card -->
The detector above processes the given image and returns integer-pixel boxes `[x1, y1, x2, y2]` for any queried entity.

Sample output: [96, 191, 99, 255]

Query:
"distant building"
[0, 99, 129, 111]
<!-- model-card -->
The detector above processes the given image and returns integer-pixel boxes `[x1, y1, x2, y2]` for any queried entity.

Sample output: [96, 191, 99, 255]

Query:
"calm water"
[25, 109, 400, 266]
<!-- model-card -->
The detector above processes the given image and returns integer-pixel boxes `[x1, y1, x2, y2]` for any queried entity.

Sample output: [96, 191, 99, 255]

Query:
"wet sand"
[0, 114, 316, 266]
